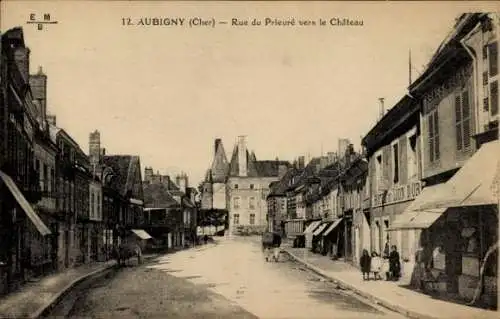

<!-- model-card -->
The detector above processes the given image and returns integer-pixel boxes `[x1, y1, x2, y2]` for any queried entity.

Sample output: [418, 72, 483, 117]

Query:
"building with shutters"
[386, 13, 498, 306]
[361, 93, 422, 273]
[0, 27, 52, 295]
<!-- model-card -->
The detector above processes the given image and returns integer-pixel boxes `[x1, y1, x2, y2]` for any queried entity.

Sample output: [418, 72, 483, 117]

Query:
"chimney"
[238, 136, 247, 177]
[327, 152, 336, 165]
[144, 167, 153, 183]
[161, 175, 171, 188]
[378, 97, 385, 120]
[100, 148, 106, 156]
[29, 67, 47, 120]
[46, 115, 56, 126]
[14, 46, 30, 82]
[298, 156, 305, 169]
[176, 173, 188, 193]
[89, 130, 101, 167]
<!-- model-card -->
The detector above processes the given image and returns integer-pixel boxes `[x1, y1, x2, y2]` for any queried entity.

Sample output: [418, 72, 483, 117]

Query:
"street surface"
[49, 237, 403, 318]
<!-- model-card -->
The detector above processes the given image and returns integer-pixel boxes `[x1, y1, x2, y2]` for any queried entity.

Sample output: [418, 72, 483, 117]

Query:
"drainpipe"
[460, 21, 482, 145]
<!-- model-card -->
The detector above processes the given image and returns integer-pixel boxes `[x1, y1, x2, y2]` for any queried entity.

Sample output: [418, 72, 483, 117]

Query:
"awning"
[388, 208, 446, 231]
[0, 171, 51, 236]
[323, 218, 343, 237]
[131, 229, 153, 240]
[419, 140, 500, 210]
[313, 222, 329, 236]
[386, 183, 448, 231]
[387, 141, 499, 231]
[130, 198, 143, 205]
[303, 220, 322, 235]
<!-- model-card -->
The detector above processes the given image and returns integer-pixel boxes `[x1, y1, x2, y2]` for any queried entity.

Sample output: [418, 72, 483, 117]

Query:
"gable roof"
[143, 182, 180, 208]
[102, 155, 142, 198]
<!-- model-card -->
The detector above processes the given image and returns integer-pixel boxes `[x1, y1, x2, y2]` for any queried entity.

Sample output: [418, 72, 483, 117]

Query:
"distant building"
[200, 137, 291, 235]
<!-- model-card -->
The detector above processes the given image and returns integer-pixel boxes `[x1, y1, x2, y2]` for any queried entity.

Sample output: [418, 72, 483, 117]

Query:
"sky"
[2, 1, 498, 187]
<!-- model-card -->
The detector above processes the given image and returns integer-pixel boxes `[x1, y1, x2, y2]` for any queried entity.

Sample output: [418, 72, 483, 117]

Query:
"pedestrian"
[360, 249, 371, 280]
[204, 235, 208, 245]
[389, 245, 401, 281]
[370, 251, 382, 280]
[272, 233, 282, 262]
[135, 243, 142, 265]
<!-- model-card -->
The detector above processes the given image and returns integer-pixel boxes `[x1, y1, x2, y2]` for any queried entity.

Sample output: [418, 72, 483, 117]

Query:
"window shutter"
[455, 95, 463, 150]
[462, 90, 471, 149]
[489, 42, 498, 77]
[428, 114, 434, 162]
[484, 97, 490, 111]
[434, 111, 440, 160]
[491, 81, 498, 116]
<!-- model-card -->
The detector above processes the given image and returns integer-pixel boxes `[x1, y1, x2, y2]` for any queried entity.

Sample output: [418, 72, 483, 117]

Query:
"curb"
[29, 262, 117, 319]
[284, 250, 437, 319]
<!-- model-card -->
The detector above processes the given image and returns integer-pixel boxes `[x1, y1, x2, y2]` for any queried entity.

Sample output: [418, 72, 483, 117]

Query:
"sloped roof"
[143, 182, 179, 208]
[102, 155, 142, 197]
[255, 160, 291, 177]
[268, 168, 301, 197]
[211, 139, 229, 183]
[228, 145, 259, 177]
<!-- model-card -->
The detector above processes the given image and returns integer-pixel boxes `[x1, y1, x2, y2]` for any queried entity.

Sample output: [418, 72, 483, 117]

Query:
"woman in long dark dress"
[360, 249, 372, 280]
[389, 245, 401, 281]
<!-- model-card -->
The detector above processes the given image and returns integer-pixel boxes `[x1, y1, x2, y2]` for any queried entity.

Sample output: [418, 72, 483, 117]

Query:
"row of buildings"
[266, 13, 499, 306]
[0, 27, 197, 296]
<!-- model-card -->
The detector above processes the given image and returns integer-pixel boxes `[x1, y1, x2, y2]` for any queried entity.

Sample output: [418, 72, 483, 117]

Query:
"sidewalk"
[284, 247, 498, 319]
[0, 259, 118, 319]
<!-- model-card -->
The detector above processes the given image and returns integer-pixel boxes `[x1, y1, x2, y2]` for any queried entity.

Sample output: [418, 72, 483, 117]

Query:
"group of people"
[360, 244, 401, 281]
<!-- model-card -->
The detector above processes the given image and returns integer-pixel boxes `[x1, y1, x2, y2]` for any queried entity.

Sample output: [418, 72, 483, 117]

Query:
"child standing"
[360, 249, 372, 280]
[370, 251, 382, 280]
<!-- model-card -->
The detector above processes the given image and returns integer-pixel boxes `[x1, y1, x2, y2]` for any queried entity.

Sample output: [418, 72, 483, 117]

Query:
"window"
[43, 164, 48, 192]
[483, 71, 489, 86]
[392, 142, 399, 184]
[428, 110, 440, 162]
[407, 134, 418, 180]
[484, 97, 490, 112]
[233, 214, 240, 225]
[375, 154, 383, 191]
[250, 213, 255, 225]
[91, 193, 95, 218]
[488, 42, 498, 77]
[250, 184, 254, 190]
[249, 197, 255, 209]
[234, 184, 239, 189]
[51, 168, 55, 195]
[483, 45, 488, 60]
[455, 90, 471, 151]
[233, 197, 240, 209]
[491, 81, 498, 116]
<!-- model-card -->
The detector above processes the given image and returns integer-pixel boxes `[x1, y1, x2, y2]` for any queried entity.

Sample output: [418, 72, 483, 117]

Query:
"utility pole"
[409, 49, 412, 87]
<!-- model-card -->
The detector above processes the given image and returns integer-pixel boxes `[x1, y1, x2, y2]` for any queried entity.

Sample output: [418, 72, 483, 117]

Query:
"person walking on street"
[360, 249, 371, 280]
[389, 245, 401, 281]
[272, 232, 282, 262]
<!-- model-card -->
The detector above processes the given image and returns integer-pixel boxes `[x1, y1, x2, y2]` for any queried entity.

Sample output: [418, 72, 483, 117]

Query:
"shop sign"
[372, 181, 422, 207]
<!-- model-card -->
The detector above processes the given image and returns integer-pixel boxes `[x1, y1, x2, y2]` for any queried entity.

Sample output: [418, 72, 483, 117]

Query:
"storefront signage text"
[372, 181, 422, 207]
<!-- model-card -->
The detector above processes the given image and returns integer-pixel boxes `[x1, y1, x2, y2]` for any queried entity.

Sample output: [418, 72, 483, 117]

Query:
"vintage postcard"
[0, 1, 499, 318]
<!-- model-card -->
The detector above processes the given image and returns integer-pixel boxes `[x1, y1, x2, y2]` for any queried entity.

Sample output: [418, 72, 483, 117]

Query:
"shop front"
[303, 220, 321, 249]
[322, 218, 343, 259]
[311, 222, 330, 253]
[388, 140, 499, 306]
[353, 208, 371, 267]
